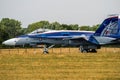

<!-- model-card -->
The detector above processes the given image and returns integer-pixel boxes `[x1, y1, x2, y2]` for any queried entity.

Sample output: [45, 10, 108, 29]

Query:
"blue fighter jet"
[2, 15, 120, 53]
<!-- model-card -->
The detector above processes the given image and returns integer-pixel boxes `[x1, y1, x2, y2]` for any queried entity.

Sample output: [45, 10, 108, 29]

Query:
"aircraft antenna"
[107, 14, 119, 18]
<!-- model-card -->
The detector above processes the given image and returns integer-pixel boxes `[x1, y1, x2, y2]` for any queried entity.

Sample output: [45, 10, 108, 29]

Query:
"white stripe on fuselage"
[42, 30, 94, 34]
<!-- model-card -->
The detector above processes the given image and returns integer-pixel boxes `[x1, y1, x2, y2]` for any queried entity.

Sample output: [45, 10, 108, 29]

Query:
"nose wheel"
[43, 51, 49, 54]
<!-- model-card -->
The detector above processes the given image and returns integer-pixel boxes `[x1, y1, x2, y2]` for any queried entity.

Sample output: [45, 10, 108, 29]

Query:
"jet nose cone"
[2, 38, 17, 46]
[2, 41, 6, 45]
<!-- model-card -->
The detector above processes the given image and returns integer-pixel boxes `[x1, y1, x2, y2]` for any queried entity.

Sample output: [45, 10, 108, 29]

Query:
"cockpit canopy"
[29, 28, 53, 34]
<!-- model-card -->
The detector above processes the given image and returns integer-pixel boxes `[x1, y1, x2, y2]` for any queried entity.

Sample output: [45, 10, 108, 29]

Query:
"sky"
[0, 0, 120, 28]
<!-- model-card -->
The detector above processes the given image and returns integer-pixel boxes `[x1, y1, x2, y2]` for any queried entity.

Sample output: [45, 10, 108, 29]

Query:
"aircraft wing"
[39, 34, 97, 45]
[69, 36, 93, 45]
[69, 35, 100, 46]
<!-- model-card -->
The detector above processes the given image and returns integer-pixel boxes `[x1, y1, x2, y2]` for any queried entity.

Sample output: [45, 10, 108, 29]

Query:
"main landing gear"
[79, 45, 97, 53]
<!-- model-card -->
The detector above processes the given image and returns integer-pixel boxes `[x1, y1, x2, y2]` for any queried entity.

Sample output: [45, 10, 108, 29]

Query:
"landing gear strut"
[43, 44, 55, 54]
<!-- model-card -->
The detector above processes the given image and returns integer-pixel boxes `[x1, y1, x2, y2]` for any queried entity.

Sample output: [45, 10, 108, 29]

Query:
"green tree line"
[0, 18, 99, 47]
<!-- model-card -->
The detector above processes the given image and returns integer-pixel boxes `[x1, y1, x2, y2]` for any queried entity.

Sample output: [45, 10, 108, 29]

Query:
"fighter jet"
[3, 15, 120, 53]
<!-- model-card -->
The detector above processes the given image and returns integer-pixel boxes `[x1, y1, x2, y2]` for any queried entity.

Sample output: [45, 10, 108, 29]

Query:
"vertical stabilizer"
[94, 15, 120, 38]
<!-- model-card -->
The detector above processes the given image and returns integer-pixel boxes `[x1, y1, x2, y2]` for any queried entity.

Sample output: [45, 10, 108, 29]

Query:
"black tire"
[82, 49, 88, 53]
[79, 46, 88, 53]
[79, 46, 84, 53]
[91, 49, 97, 53]
[43, 51, 49, 54]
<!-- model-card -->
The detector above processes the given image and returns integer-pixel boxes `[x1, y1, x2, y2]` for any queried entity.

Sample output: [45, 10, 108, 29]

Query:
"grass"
[0, 48, 120, 80]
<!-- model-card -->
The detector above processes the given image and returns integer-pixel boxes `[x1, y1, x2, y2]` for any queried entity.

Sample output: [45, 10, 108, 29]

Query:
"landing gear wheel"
[79, 46, 83, 53]
[91, 49, 97, 53]
[43, 51, 49, 54]
[79, 46, 88, 53]
[82, 49, 88, 53]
